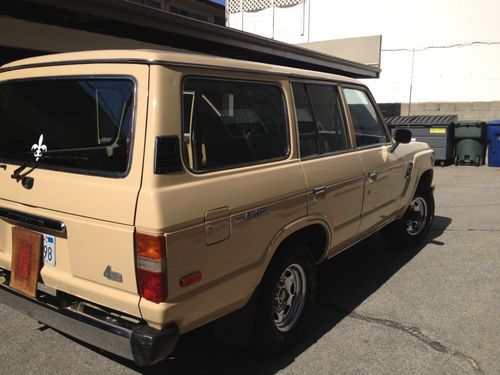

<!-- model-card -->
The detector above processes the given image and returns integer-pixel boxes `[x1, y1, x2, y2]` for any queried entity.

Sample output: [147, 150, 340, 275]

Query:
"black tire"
[475, 155, 481, 167]
[252, 243, 317, 355]
[382, 186, 435, 247]
[454, 155, 459, 166]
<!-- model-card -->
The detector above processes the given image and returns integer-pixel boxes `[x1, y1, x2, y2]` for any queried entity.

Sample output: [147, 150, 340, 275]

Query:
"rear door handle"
[368, 171, 378, 182]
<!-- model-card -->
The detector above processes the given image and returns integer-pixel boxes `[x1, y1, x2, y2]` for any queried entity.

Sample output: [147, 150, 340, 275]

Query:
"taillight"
[135, 232, 167, 304]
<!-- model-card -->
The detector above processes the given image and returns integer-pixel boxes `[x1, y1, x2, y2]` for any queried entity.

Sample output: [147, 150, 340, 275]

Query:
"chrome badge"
[103, 266, 123, 283]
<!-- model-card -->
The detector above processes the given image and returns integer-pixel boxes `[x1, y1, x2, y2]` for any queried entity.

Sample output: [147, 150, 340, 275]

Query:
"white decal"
[31, 134, 47, 161]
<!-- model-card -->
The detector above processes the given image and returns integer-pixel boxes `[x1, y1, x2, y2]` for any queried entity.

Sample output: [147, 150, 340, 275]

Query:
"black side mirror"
[389, 129, 412, 152]
[394, 129, 412, 143]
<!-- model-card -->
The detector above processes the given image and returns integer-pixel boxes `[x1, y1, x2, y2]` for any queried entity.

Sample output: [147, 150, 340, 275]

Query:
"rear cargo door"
[0, 63, 149, 316]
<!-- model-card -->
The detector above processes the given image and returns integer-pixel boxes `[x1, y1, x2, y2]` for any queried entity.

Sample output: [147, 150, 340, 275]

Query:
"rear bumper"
[0, 281, 178, 367]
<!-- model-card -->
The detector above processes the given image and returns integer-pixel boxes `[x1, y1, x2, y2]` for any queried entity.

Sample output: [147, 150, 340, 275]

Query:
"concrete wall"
[297, 35, 381, 68]
[401, 102, 500, 122]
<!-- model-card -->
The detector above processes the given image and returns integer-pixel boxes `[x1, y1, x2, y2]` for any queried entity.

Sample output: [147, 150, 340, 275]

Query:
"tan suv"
[0, 50, 434, 366]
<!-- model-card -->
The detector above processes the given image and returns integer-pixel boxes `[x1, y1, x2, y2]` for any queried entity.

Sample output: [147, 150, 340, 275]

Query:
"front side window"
[292, 82, 350, 158]
[0, 78, 135, 175]
[182, 78, 289, 172]
[343, 88, 389, 148]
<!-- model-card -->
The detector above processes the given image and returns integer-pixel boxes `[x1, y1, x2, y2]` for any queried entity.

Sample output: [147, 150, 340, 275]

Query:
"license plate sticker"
[43, 234, 56, 267]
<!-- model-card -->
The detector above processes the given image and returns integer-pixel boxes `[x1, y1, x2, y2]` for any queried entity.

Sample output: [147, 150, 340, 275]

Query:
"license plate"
[43, 234, 56, 267]
[430, 128, 446, 134]
[10, 227, 43, 297]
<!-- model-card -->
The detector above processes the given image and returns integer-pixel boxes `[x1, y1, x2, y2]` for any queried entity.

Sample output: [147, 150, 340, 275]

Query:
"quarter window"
[343, 88, 389, 147]
[182, 78, 289, 172]
[292, 83, 350, 158]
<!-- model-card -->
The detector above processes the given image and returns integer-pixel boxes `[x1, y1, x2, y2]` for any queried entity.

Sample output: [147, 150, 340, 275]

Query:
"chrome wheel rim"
[406, 197, 428, 236]
[273, 263, 307, 332]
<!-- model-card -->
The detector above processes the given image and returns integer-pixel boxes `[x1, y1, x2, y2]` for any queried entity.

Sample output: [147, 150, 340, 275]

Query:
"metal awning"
[2, 0, 380, 78]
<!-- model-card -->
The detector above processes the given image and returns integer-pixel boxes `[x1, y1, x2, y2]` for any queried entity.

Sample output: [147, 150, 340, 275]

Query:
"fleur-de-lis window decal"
[31, 134, 47, 161]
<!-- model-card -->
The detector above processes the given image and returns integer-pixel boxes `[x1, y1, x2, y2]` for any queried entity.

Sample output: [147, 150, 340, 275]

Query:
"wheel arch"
[417, 168, 434, 191]
[265, 220, 331, 269]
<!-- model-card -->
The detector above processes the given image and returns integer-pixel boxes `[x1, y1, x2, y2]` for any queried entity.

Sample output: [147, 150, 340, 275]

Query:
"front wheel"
[252, 243, 317, 354]
[382, 187, 435, 247]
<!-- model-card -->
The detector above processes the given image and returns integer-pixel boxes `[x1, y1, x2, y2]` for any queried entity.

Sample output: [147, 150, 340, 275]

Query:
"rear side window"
[292, 82, 350, 158]
[182, 78, 289, 172]
[0, 78, 135, 176]
[343, 88, 389, 147]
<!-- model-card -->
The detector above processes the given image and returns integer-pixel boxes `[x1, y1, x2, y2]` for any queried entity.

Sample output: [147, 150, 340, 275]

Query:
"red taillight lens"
[135, 232, 167, 304]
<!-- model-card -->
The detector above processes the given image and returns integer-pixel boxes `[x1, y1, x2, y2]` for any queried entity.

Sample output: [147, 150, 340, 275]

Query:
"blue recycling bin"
[486, 120, 500, 167]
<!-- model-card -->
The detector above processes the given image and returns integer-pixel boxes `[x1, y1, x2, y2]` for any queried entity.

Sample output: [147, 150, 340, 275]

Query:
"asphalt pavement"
[1, 165, 499, 374]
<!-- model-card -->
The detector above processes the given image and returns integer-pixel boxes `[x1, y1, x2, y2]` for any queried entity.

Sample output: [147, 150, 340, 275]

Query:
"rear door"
[0, 63, 149, 316]
[292, 82, 364, 253]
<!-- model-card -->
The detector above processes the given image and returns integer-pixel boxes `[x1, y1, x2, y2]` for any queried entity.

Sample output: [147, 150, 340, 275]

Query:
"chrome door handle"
[313, 186, 326, 200]
[368, 172, 378, 182]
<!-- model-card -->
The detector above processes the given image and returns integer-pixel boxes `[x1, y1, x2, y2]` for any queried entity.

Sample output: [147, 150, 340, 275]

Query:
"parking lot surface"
[1, 165, 499, 374]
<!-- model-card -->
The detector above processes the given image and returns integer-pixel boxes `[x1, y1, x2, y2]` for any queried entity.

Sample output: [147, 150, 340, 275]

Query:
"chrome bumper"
[0, 281, 178, 366]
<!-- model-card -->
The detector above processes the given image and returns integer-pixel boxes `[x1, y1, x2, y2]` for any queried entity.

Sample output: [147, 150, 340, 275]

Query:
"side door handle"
[312, 186, 326, 200]
[368, 171, 378, 183]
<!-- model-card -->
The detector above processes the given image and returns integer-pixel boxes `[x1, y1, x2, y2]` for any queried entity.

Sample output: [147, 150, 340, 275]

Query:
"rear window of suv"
[0, 77, 135, 176]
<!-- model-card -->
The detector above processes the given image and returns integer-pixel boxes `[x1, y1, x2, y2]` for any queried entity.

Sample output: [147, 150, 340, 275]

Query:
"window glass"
[292, 83, 350, 158]
[0, 78, 134, 175]
[307, 85, 349, 154]
[291, 83, 319, 157]
[343, 88, 389, 147]
[182, 78, 288, 172]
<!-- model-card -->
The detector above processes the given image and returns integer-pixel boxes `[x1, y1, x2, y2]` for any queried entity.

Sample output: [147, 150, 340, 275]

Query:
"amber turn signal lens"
[135, 232, 167, 304]
[135, 232, 166, 260]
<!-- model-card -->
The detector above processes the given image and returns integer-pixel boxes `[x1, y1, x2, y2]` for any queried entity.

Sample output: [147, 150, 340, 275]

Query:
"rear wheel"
[382, 187, 435, 247]
[475, 155, 481, 166]
[454, 154, 459, 166]
[252, 243, 317, 354]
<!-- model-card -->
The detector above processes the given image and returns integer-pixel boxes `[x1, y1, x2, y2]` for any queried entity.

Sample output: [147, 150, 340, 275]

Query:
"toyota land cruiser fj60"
[0, 50, 434, 366]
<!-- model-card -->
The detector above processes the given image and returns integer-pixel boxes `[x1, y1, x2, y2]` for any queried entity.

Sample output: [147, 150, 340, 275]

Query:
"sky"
[210, 0, 225, 5]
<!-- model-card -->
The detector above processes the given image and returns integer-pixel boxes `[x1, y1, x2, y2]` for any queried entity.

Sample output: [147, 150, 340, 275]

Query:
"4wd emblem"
[103, 265, 123, 283]
[31, 134, 47, 161]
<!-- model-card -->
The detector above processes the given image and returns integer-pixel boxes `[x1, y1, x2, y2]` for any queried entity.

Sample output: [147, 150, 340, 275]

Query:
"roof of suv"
[0, 49, 361, 85]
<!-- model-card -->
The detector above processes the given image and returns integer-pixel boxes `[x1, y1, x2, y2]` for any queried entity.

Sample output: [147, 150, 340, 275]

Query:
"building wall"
[400, 102, 500, 122]
[227, 0, 500, 121]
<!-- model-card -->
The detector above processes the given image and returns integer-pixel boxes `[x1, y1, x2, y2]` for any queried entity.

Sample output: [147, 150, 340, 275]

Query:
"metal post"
[272, 0, 275, 39]
[307, 0, 311, 42]
[241, 0, 244, 31]
[408, 47, 415, 116]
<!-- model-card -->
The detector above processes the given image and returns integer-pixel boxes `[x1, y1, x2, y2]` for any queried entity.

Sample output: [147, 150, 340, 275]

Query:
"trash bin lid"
[385, 115, 457, 127]
[486, 120, 500, 126]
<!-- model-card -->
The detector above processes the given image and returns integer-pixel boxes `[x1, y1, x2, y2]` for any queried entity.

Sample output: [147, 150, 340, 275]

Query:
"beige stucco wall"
[298, 35, 381, 68]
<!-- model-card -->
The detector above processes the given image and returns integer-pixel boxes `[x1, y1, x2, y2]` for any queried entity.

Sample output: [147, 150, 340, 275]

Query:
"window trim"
[341, 83, 392, 150]
[180, 75, 291, 174]
[290, 80, 354, 160]
[0, 75, 138, 178]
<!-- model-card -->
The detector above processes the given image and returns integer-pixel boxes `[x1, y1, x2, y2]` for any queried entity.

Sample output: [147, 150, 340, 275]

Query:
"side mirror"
[389, 129, 412, 152]
[394, 129, 412, 143]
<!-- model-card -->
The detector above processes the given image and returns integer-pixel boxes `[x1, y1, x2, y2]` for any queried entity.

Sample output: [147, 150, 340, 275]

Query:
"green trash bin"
[454, 121, 487, 166]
